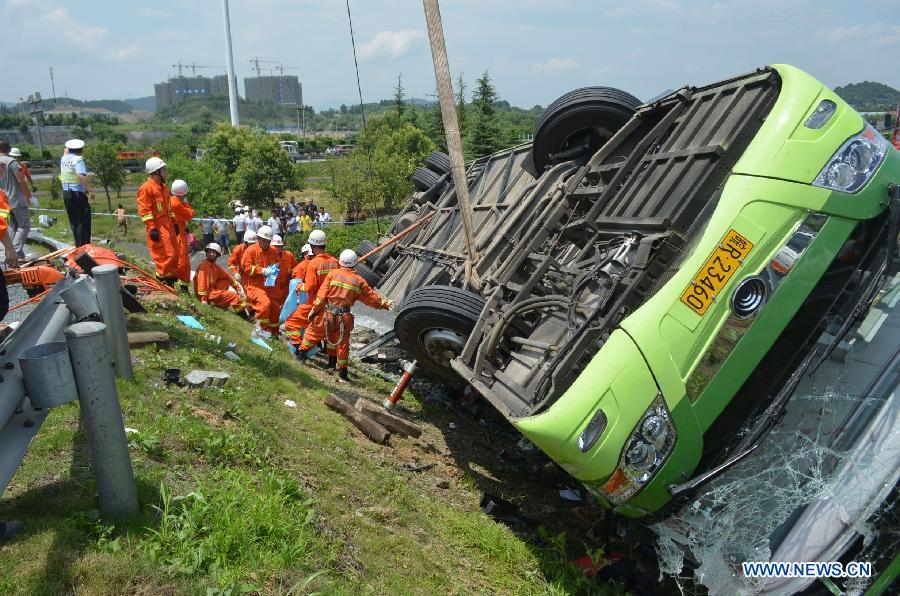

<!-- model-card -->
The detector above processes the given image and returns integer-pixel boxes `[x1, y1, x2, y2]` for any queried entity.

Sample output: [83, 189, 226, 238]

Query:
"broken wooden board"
[127, 331, 170, 349]
[324, 394, 390, 444]
[354, 399, 423, 438]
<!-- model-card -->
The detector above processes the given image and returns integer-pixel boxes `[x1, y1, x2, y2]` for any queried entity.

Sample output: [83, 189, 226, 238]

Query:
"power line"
[345, 0, 380, 233]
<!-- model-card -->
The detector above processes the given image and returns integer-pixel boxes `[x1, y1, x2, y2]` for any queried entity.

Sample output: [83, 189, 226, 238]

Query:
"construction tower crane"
[171, 61, 225, 77]
[249, 57, 280, 77]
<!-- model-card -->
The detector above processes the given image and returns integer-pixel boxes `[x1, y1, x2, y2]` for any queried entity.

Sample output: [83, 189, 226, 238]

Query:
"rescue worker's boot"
[177, 281, 190, 294]
[338, 368, 349, 383]
[295, 349, 310, 363]
[322, 355, 337, 370]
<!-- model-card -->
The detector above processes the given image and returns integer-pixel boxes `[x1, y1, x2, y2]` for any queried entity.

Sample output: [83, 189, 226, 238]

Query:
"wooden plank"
[324, 394, 390, 444]
[127, 331, 170, 349]
[354, 399, 423, 438]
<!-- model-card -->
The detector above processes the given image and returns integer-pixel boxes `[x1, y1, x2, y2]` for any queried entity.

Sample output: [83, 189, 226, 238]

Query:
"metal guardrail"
[0, 266, 139, 516]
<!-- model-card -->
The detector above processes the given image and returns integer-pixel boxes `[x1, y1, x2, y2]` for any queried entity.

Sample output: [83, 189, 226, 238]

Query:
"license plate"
[680, 229, 754, 316]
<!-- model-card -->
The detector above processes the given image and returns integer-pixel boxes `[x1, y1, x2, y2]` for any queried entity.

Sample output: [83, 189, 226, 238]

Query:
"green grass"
[0, 278, 619, 594]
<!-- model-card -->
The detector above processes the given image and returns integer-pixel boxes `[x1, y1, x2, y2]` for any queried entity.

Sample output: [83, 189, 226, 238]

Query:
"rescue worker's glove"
[233, 272, 241, 282]
[149, 228, 160, 242]
[263, 265, 277, 276]
[385, 299, 396, 311]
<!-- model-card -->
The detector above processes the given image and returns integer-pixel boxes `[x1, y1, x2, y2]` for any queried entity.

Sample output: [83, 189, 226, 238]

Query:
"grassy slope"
[0, 269, 612, 594]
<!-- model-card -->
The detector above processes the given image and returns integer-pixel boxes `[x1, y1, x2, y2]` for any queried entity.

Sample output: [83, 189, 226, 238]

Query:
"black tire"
[424, 151, 452, 175]
[411, 167, 442, 192]
[394, 285, 485, 380]
[356, 261, 381, 288]
[358, 239, 377, 255]
[531, 86, 641, 173]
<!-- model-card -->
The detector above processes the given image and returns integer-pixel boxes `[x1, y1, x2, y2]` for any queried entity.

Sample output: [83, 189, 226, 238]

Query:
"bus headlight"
[598, 395, 676, 504]
[813, 124, 889, 194]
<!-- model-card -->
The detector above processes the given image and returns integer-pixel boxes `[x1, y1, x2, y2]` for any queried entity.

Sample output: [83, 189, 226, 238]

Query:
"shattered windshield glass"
[653, 273, 900, 594]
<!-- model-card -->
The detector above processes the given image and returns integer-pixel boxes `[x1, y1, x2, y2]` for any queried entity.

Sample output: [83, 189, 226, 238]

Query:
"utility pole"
[49, 66, 57, 106]
[27, 93, 45, 156]
[422, 0, 480, 286]
[222, 0, 240, 127]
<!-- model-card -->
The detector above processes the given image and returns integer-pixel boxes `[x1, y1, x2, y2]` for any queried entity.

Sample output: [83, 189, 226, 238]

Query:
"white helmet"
[205, 242, 223, 255]
[243, 230, 257, 244]
[145, 156, 167, 174]
[271, 234, 284, 247]
[9, 148, 22, 157]
[339, 249, 358, 268]
[171, 179, 188, 196]
[257, 225, 273, 241]
[301, 243, 312, 256]
[308, 229, 326, 246]
[64, 139, 85, 150]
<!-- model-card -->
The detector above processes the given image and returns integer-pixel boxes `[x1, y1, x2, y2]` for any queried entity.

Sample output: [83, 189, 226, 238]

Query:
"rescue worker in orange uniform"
[296, 249, 393, 381]
[194, 243, 248, 314]
[284, 230, 338, 349]
[271, 234, 296, 311]
[240, 225, 281, 336]
[136, 157, 179, 284]
[0, 186, 21, 319]
[228, 229, 256, 284]
[169, 179, 194, 293]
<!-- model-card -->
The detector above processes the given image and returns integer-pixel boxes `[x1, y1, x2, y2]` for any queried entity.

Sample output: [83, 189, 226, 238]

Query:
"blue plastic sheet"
[176, 315, 205, 330]
[279, 278, 308, 323]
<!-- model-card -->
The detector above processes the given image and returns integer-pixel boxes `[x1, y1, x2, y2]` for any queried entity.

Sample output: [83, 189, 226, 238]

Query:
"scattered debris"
[0, 520, 25, 543]
[559, 488, 583, 502]
[250, 337, 273, 351]
[448, 422, 457, 429]
[399, 462, 436, 473]
[127, 331, 170, 349]
[436, 479, 450, 489]
[223, 350, 241, 361]
[176, 315, 204, 330]
[324, 394, 390, 444]
[163, 368, 182, 386]
[355, 399, 423, 438]
[480, 493, 531, 529]
[184, 370, 230, 388]
[516, 437, 538, 453]
[204, 333, 222, 345]
[124, 427, 139, 434]
[283, 399, 297, 408]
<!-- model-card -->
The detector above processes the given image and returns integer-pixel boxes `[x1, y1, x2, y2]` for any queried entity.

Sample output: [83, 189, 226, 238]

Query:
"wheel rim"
[421, 328, 467, 367]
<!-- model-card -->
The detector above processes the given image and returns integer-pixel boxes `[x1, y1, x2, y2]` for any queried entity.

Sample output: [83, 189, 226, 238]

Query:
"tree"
[392, 73, 406, 127]
[229, 132, 298, 208]
[466, 71, 504, 158]
[455, 72, 468, 137]
[424, 93, 447, 152]
[84, 140, 125, 211]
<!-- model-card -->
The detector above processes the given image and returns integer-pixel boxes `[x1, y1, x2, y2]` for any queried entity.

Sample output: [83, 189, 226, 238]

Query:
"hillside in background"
[834, 81, 900, 112]
[125, 96, 156, 112]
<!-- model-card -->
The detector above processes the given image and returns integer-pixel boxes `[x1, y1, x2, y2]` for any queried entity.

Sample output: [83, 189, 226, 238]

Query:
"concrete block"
[184, 370, 230, 388]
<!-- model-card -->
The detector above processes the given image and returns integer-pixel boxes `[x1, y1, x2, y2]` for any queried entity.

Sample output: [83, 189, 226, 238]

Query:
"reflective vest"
[59, 154, 83, 184]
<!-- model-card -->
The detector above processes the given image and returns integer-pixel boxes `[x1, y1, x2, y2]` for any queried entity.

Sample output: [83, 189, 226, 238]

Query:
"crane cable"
[345, 0, 382, 234]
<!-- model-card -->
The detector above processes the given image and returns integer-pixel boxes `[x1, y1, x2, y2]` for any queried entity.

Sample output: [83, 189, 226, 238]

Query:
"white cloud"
[532, 57, 577, 72]
[3, 0, 108, 51]
[105, 41, 142, 61]
[817, 23, 900, 46]
[136, 7, 173, 18]
[358, 29, 425, 60]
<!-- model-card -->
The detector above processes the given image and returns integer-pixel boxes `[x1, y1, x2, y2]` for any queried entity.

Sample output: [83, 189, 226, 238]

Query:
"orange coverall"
[136, 177, 178, 279]
[228, 242, 249, 280]
[284, 252, 338, 346]
[0, 190, 10, 240]
[194, 259, 246, 311]
[240, 243, 282, 335]
[169, 195, 194, 287]
[273, 249, 296, 310]
[299, 266, 390, 370]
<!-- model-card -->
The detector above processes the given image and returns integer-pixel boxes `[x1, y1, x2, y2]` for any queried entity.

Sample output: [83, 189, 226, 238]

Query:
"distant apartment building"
[244, 75, 302, 105]
[154, 74, 237, 110]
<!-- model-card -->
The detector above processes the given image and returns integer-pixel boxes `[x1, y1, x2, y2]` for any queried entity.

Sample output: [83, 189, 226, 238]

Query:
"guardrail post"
[64, 321, 139, 517]
[92, 265, 134, 380]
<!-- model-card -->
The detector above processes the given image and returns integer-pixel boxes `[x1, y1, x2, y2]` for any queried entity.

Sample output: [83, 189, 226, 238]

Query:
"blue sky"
[3, 0, 898, 109]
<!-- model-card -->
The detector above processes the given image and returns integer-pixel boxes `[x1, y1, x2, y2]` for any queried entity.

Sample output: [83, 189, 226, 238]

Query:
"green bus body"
[511, 64, 900, 516]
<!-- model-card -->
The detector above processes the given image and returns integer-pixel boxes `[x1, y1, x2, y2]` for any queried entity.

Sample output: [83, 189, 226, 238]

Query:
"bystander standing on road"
[215, 214, 231, 254]
[233, 208, 246, 243]
[268, 209, 282, 236]
[300, 209, 313, 234]
[286, 209, 298, 235]
[317, 206, 332, 226]
[201, 212, 214, 245]
[9, 149, 36, 193]
[58, 139, 95, 247]
[0, 140, 35, 260]
[247, 210, 263, 233]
